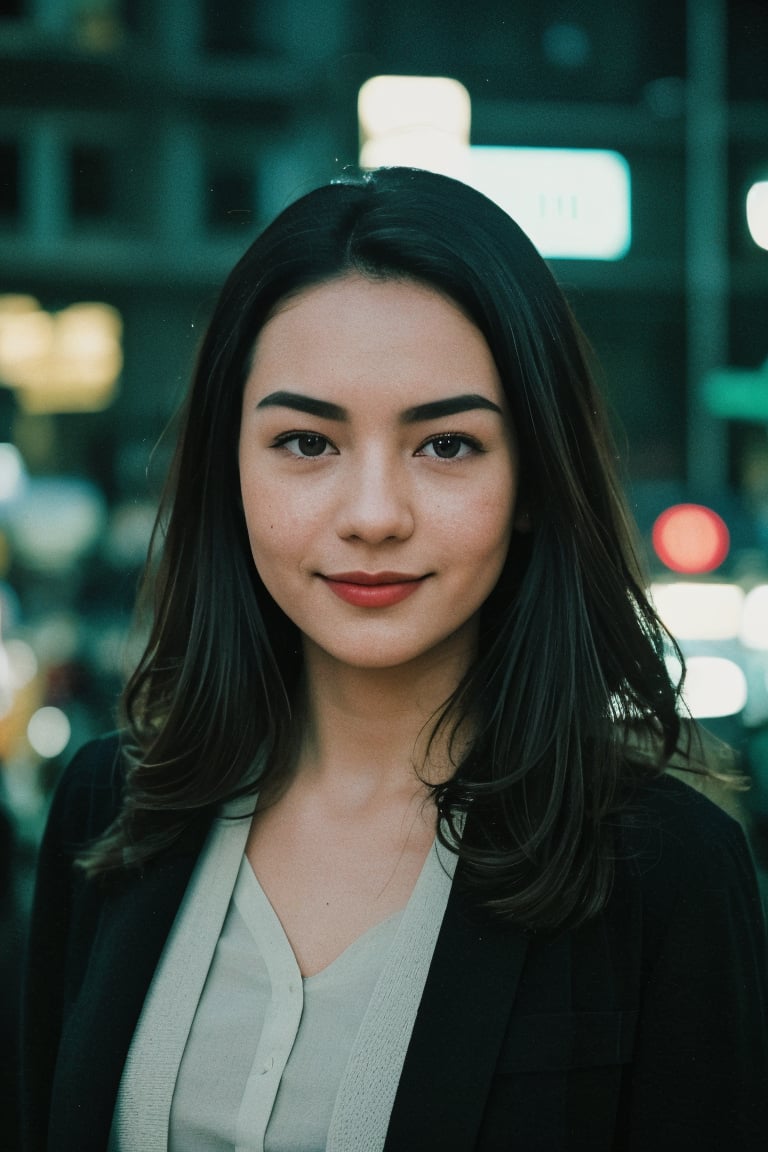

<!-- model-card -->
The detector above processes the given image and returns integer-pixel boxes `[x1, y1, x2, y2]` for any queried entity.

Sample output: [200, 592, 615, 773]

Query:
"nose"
[336, 451, 415, 544]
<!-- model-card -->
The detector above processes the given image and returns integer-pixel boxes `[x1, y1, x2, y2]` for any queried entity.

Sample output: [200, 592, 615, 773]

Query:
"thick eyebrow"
[401, 394, 504, 422]
[255, 391, 346, 420]
[255, 390, 503, 422]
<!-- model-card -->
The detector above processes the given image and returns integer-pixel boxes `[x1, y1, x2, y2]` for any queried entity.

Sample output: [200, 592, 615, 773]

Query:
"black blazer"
[22, 735, 768, 1151]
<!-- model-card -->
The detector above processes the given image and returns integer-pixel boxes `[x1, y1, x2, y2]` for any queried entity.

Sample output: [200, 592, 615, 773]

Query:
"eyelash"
[271, 431, 484, 460]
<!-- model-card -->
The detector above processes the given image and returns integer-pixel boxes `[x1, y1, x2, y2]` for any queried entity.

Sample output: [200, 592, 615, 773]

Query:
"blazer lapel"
[384, 876, 529, 1152]
[50, 835, 205, 1152]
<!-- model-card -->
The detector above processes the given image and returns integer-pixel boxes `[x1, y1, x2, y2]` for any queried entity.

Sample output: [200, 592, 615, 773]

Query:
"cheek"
[460, 485, 516, 562]
[240, 484, 281, 565]
[244, 516, 289, 571]
[240, 486, 317, 586]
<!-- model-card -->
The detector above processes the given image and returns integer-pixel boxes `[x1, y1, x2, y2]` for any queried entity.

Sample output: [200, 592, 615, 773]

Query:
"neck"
[294, 641, 473, 800]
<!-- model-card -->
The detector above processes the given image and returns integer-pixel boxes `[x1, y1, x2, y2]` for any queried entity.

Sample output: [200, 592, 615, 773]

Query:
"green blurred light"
[703, 362, 768, 421]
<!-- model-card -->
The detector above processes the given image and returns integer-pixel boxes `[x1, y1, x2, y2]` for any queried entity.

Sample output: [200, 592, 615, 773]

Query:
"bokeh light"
[652, 504, 730, 573]
[675, 656, 748, 719]
[358, 75, 471, 178]
[651, 581, 743, 640]
[27, 705, 71, 759]
[741, 585, 768, 650]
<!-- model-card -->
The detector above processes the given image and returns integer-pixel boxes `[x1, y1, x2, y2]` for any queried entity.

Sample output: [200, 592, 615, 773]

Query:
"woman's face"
[238, 274, 519, 677]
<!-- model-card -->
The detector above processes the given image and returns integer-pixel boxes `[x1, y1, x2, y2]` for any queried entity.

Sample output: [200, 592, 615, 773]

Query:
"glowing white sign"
[467, 146, 631, 260]
[746, 181, 768, 251]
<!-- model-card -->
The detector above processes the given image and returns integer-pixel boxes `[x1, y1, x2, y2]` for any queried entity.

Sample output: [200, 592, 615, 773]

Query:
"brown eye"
[275, 432, 335, 457]
[420, 434, 477, 460]
[295, 434, 328, 457]
[432, 436, 462, 458]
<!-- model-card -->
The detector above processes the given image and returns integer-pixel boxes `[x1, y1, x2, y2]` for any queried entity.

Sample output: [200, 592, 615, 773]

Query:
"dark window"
[69, 144, 113, 220]
[729, 0, 768, 101]
[0, 141, 19, 219]
[202, 0, 267, 55]
[118, 0, 143, 36]
[205, 165, 255, 230]
[0, 1, 25, 18]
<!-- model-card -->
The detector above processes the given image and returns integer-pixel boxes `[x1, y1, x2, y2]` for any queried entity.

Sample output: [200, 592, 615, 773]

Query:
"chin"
[305, 627, 478, 677]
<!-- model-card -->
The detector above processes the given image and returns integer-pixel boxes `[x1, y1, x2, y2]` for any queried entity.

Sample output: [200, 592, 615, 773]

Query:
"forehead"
[246, 274, 503, 405]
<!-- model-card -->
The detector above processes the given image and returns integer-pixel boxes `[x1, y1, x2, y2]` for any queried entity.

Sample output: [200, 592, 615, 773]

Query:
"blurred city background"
[0, 1, 767, 1128]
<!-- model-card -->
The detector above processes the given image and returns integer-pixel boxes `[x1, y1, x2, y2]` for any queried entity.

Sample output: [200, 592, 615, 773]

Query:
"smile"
[321, 572, 427, 608]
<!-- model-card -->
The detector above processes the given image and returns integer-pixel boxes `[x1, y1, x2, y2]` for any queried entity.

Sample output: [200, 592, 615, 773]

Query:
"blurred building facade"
[0, 0, 767, 819]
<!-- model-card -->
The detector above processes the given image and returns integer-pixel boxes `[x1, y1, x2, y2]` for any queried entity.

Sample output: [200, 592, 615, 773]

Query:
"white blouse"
[109, 802, 457, 1152]
[169, 857, 402, 1151]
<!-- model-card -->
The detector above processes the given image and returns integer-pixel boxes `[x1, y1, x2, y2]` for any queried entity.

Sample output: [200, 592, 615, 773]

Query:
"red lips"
[321, 572, 426, 608]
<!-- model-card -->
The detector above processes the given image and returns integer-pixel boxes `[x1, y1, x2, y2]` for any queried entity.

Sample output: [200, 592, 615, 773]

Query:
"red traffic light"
[652, 503, 729, 574]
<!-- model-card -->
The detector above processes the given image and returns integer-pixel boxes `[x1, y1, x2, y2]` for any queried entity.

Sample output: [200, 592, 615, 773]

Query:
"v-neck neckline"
[235, 856, 408, 983]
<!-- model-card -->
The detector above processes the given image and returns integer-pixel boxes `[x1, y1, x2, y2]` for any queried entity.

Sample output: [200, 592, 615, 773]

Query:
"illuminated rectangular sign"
[467, 147, 631, 260]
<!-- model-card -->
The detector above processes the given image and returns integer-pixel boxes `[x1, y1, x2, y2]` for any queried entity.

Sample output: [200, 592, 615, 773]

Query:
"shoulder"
[618, 770, 747, 866]
[62, 732, 124, 785]
[45, 732, 127, 853]
[615, 771, 762, 943]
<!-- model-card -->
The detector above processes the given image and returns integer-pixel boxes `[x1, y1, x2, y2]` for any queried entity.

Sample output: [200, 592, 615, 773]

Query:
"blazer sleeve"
[623, 790, 768, 1151]
[21, 735, 123, 1152]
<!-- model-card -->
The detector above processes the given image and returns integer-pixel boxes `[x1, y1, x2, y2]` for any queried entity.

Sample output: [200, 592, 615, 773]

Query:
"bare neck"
[294, 642, 471, 803]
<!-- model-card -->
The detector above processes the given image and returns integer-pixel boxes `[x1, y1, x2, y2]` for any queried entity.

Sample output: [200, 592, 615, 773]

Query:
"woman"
[23, 167, 767, 1151]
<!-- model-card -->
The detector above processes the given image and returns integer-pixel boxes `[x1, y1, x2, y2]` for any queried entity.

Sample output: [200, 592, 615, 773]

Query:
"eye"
[274, 432, 337, 458]
[417, 434, 480, 460]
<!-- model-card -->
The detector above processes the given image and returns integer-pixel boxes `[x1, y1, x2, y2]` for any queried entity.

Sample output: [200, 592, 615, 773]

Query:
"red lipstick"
[322, 571, 426, 608]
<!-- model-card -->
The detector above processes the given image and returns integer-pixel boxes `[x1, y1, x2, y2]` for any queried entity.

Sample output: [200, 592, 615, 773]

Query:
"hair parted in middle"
[85, 166, 683, 930]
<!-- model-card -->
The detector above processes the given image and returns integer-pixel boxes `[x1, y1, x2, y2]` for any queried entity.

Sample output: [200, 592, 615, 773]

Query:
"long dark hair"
[82, 166, 684, 929]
